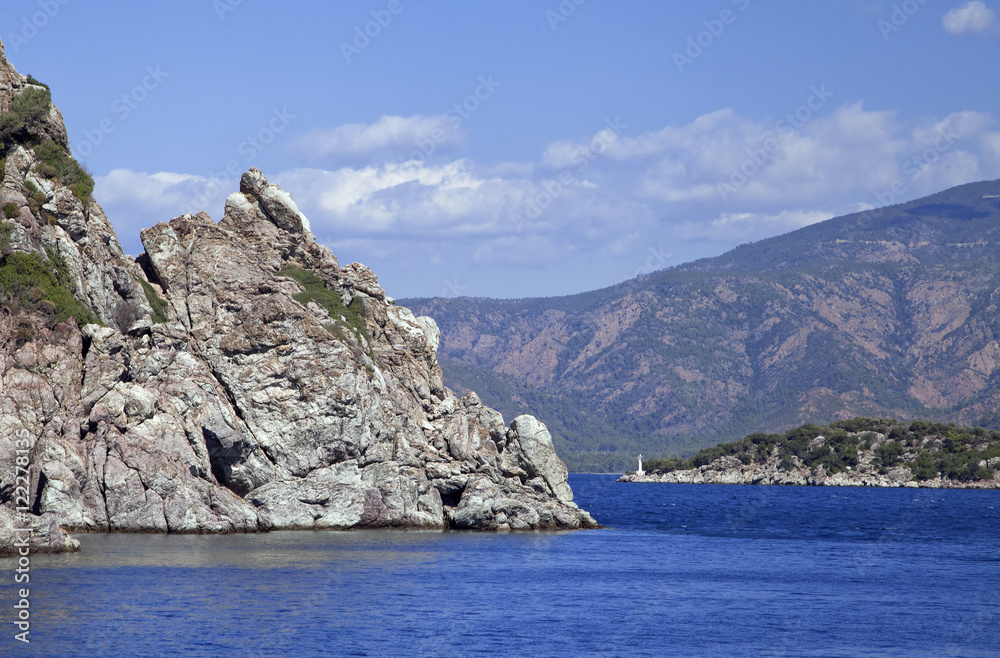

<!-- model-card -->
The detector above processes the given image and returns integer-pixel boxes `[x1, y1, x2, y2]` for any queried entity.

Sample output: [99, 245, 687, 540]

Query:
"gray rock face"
[0, 506, 79, 555]
[508, 415, 574, 502]
[0, 38, 596, 551]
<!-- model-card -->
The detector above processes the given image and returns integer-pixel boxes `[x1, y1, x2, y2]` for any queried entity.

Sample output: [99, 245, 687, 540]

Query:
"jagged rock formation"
[0, 40, 595, 554]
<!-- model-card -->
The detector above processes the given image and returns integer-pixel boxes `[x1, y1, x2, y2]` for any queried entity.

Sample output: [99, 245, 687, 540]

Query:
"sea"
[3, 474, 999, 657]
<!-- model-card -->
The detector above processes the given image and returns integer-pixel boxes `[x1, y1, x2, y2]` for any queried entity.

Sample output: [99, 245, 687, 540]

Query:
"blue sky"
[3, 0, 999, 298]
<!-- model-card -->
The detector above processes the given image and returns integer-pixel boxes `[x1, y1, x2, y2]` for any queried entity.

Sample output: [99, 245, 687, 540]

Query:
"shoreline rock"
[0, 170, 598, 555]
[0, 39, 596, 555]
[618, 453, 1000, 489]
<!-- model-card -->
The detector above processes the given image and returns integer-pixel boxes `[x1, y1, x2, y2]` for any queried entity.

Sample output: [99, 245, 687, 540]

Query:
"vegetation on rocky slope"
[0, 86, 50, 147]
[406, 181, 1000, 472]
[0, 247, 99, 327]
[0, 85, 93, 204]
[31, 137, 93, 204]
[641, 418, 1000, 484]
[0, 219, 11, 249]
[278, 264, 372, 350]
[138, 278, 167, 324]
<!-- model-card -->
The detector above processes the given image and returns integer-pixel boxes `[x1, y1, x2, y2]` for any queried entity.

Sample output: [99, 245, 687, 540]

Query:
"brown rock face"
[0, 42, 595, 554]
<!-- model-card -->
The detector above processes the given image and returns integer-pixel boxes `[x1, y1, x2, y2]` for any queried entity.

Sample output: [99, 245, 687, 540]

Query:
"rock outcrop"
[0, 40, 596, 554]
[619, 435, 1000, 489]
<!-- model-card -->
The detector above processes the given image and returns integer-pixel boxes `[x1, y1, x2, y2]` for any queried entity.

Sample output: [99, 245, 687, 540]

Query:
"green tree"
[909, 451, 937, 481]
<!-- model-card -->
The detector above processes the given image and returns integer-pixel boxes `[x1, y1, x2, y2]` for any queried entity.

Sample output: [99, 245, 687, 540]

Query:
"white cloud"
[273, 159, 655, 257]
[92, 104, 1000, 296]
[96, 169, 212, 210]
[679, 209, 835, 245]
[274, 161, 523, 236]
[943, 1, 997, 34]
[290, 115, 463, 162]
[603, 109, 741, 163]
[984, 132, 1000, 157]
[920, 110, 993, 145]
[548, 102, 997, 212]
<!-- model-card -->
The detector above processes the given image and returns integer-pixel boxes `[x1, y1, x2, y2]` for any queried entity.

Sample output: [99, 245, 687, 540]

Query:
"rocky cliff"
[0, 40, 595, 555]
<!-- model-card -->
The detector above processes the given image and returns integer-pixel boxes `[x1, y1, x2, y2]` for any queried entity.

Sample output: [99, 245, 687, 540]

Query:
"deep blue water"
[3, 475, 1000, 656]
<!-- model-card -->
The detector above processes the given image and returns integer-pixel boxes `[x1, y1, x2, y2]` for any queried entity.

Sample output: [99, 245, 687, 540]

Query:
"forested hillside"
[640, 418, 1000, 487]
[406, 180, 1000, 472]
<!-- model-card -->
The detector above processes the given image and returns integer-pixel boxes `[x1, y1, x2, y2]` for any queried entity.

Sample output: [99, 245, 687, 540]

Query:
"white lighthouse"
[636, 454, 645, 476]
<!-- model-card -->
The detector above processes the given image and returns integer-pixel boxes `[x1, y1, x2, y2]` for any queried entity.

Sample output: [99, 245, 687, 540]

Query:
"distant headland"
[619, 418, 1000, 489]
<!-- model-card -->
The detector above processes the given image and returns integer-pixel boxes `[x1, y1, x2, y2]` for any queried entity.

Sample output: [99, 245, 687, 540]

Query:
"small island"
[619, 418, 1000, 488]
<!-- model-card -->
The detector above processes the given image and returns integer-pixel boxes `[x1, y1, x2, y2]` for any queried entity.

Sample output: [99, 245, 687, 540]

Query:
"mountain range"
[405, 180, 1000, 472]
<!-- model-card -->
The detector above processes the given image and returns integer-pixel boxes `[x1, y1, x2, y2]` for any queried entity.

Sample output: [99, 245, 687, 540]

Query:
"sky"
[2, 0, 999, 299]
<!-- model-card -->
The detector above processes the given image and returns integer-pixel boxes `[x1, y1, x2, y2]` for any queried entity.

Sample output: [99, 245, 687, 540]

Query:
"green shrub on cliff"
[139, 278, 168, 324]
[32, 138, 93, 204]
[0, 222, 12, 254]
[22, 178, 47, 214]
[0, 87, 93, 205]
[0, 249, 98, 326]
[278, 264, 371, 350]
[25, 75, 49, 90]
[0, 86, 51, 147]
